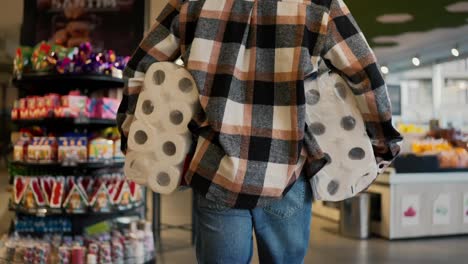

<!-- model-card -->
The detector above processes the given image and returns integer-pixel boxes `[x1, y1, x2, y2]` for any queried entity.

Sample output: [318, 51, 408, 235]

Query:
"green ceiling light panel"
[346, 0, 468, 47]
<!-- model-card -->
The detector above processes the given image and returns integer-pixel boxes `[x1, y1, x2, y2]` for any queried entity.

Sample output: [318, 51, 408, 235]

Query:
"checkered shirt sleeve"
[117, 0, 183, 153]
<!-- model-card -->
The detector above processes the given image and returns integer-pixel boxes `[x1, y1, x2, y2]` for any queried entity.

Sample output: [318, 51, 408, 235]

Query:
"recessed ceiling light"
[451, 48, 460, 57]
[376, 14, 414, 24]
[380, 66, 389, 74]
[412, 57, 421, 67]
[446, 1, 468, 13]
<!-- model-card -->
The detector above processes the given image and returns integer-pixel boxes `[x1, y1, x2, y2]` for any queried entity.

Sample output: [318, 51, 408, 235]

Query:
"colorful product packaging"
[13, 138, 30, 161]
[27, 137, 58, 163]
[58, 137, 88, 164]
[88, 138, 114, 162]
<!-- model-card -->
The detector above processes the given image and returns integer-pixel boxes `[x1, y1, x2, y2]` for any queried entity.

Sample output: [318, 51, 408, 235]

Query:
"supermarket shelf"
[12, 73, 124, 93]
[10, 161, 124, 170]
[9, 203, 144, 217]
[13, 117, 116, 128]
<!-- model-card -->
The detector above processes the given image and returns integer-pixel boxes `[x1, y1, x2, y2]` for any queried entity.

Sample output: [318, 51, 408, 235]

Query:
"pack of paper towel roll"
[124, 62, 200, 195]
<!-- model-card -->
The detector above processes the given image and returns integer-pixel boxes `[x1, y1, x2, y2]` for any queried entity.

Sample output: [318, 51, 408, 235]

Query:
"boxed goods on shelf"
[11, 92, 119, 121]
[58, 137, 88, 164]
[12, 173, 144, 214]
[13, 136, 123, 164]
[88, 138, 114, 162]
[27, 137, 58, 163]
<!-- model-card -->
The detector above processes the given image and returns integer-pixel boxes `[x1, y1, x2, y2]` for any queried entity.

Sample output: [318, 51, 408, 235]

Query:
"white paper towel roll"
[135, 91, 163, 127]
[124, 151, 158, 185]
[155, 133, 191, 166]
[147, 164, 182, 194]
[128, 120, 158, 153]
[158, 101, 196, 134]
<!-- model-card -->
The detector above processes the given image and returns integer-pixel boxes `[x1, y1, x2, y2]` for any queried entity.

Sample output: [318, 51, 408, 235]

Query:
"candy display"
[11, 172, 143, 214]
[11, 92, 119, 121]
[14, 42, 129, 78]
[0, 220, 155, 264]
[13, 136, 122, 164]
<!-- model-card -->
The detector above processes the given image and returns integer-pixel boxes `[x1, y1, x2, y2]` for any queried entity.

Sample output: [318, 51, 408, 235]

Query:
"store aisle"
[156, 216, 468, 264]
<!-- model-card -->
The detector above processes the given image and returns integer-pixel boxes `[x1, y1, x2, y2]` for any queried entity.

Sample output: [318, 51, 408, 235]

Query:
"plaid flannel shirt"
[118, 0, 402, 209]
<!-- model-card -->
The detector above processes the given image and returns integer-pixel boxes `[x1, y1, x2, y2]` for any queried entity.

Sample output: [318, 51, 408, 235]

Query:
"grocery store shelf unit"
[12, 73, 124, 94]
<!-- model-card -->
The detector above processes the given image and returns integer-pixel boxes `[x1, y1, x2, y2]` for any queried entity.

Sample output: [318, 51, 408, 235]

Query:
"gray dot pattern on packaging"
[306, 89, 320, 105]
[153, 70, 166, 85]
[310, 122, 326, 135]
[341, 116, 356, 131]
[134, 130, 148, 145]
[349, 147, 366, 160]
[327, 180, 339, 195]
[179, 77, 194, 93]
[142, 100, 155, 115]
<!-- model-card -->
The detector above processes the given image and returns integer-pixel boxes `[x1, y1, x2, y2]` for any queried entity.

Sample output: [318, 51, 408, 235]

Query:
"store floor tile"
[156, 216, 468, 264]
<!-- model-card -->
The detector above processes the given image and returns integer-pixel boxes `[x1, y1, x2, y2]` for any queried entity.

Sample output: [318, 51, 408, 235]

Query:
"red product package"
[45, 93, 60, 108]
[26, 96, 38, 110]
[13, 177, 28, 205]
[50, 177, 65, 208]
[31, 178, 46, 206]
[11, 109, 18, 120]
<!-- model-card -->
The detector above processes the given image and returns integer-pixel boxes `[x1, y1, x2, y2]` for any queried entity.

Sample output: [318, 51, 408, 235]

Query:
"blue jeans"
[194, 175, 313, 264]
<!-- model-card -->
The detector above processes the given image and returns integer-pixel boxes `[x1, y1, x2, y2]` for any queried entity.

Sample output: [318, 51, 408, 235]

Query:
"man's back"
[118, 0, 401, 209]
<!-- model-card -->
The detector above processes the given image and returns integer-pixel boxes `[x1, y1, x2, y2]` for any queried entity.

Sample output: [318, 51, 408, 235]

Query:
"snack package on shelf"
[45, 93, 61, 109]
[14, 46, 33, 76]
[13, 138, 29, 161]
[27, 137, 58, 163]
[11, 172, 144, 214]
[13, 176, 28, 205]
[88, 97, 119, 120]
[13, 134, 125, 164]
[89, 181, 113, 213]
[60, 91, 89, 118]
[50, 177, 66, 209]
[20, 178, 47, 210]
[113, 180, 133, 210]
[58, 137, 88, 164]
[63, 178, 89, 214]
[88, 138, 114, 162]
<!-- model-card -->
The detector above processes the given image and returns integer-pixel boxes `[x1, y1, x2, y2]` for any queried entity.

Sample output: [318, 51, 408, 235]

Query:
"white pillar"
[432, 64, 443, 120]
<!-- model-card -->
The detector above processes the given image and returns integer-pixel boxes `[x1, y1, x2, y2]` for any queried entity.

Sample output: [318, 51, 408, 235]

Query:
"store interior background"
[0, 0, 192, 240]
[0, 0, 467, 263]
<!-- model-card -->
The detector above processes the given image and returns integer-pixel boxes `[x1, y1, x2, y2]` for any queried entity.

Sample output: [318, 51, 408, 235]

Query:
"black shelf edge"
[13, 117, 117, 128]
[10, 203, 144, 217]
[12, 73, 124, 93]
[10, 161, 124, 170]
